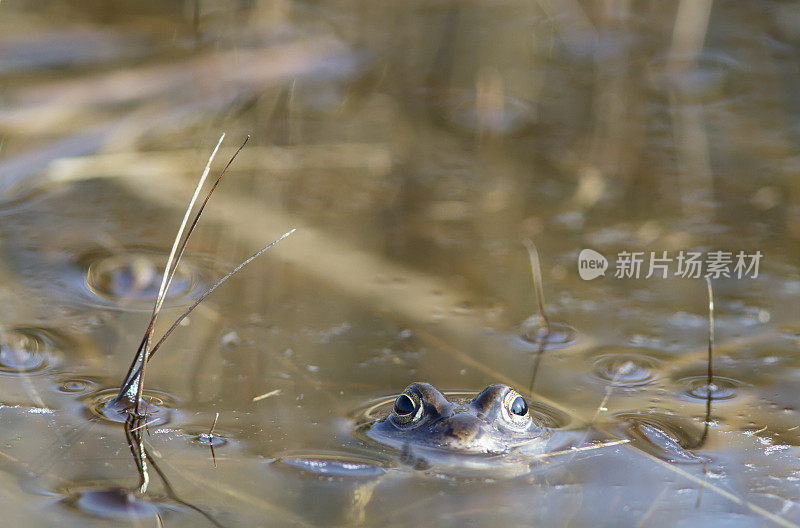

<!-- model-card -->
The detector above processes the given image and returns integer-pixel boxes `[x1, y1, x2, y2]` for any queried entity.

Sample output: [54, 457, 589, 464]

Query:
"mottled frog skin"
[366, 382, 547, 456]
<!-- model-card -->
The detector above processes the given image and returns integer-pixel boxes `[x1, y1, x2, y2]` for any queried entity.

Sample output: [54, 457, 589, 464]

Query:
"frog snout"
[434, 414, 510, 454]
[446, 414, 482, 441]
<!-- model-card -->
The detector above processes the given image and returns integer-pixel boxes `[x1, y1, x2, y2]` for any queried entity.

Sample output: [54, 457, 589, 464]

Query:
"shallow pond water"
[1, 1, 800, 526]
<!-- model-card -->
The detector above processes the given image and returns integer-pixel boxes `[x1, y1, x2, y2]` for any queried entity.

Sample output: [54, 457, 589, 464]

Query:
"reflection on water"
[614, 412, 706, 464]
[0, 327, 63, 373]
[0, 0, 800, 526]
[518, 317, 579, 349]
[54, 376, 98, 395]
[676, 374, 740, 401]
[589, 351, 661, 388]
[62, 487, 169, 521]
[274, 452, 390, 479]
[83, 388, 176, 427]
[84, 250, 201, 306]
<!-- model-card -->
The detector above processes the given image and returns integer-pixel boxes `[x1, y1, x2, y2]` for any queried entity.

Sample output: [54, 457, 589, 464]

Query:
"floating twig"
[129, 418, 159, 433]
[252, 389, 281, 402]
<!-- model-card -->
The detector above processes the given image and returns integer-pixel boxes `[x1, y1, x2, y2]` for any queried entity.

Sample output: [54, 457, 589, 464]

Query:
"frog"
[272, 381, 703, 525]
[364, 382, 549, 457]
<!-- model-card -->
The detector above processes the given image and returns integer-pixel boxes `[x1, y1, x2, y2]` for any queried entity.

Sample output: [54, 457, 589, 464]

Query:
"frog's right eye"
[394, 394, 416, 415]
[392, 391, 422, 425]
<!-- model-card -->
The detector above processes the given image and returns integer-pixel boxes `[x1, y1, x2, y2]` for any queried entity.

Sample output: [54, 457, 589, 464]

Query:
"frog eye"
[509, 395, 528, 416]
[502, 390, 531, 426]
[392, 391, 423, 425]
[394, 394, 416, 415]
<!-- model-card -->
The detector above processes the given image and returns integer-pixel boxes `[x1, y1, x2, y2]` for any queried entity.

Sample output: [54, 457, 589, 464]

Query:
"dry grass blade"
[116, 133, 225, 407]
[129, 419, 159, 433]
[115, 136, 293, 415]
[527, 439, 630, 461]
[145, 228, 295, 363]
[209, 412, 219, 436]
[132, 135, 250, 410]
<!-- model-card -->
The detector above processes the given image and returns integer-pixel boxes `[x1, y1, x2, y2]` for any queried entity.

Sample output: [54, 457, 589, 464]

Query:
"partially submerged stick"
[206, 412, 220, 468]
[112, 135, 294, 414]
[699, 277, 715, 446]
[705, 277, 715, 392]
[124, 414, 226, 527]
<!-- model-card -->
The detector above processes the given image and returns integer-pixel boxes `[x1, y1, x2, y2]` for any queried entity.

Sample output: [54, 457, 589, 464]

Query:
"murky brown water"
[2, 1, 800, 526]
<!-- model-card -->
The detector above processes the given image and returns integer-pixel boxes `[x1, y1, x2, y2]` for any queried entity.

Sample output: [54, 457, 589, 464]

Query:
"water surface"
[1, 1, 800, 526]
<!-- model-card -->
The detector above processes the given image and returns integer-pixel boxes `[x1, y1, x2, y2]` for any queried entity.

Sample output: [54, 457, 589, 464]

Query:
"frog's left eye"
[394, 394, 416, 415]
[392, 391, 423, 425]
